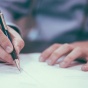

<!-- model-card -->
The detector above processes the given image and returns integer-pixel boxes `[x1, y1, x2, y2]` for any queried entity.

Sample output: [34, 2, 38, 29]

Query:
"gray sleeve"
[0, 0, 31, 34]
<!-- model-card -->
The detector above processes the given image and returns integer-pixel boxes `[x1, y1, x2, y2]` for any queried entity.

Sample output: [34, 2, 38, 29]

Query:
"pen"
[0, 12, 21, 71]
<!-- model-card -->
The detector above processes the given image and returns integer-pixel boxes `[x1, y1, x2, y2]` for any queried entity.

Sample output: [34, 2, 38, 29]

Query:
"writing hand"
[0, 26, 24, 64]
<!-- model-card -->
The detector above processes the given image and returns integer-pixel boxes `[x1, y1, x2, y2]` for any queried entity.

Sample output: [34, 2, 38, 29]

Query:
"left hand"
[39, 43, 88, 71]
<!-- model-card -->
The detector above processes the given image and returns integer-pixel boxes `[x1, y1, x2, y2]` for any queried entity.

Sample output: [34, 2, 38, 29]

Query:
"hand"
[39, 43, 88, 71]
[0, 26, 24, 64]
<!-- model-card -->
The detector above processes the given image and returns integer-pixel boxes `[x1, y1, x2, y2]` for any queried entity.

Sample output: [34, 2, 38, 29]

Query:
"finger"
[39, 44, 61, 62]
[81, 63, 88, 71]
[13, 38, 24, 54]
[8, 26, 25, 54]
[0, 29, 13, 53]
[0, 57, 6, 63]
[81, 57, 88, 71]
[0, 46, 13, 64]
[59, 47, 83, 68]
[46, 44, 73, 65]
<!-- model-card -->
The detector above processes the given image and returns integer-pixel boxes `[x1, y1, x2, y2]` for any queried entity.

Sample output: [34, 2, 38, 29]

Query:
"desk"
[0, 53, 88, 88]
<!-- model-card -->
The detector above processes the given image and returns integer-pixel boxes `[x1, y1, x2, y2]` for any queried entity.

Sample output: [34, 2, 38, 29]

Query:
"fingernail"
[47, 59, 52, 65]
[59, 62, 66, 68]
[39, 57, 44, 62]
[6, 46, 12, 53]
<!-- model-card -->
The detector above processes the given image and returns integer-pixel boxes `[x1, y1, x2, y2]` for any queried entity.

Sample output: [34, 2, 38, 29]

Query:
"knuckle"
[0, 32, 6, 43]
[42, 50, 51, 57]
[46, 49, 52, 54]
[66, 55, 73, 61]
[76, 47, 81, 51]
[63, 60, 70, 64]
[53, 43, 59, 47]
[53, 51, 59, 57]
[0, 36, 6, 43]
[64, 43, 69, 46]
[41, 50, 48, 57]
[2, 39, 10, 47]
[64, 43, 69, 48]
[44, 50, 51, 55]
[18, 39, 25, 49]
[3, 54, 10, 59]
[76, 47, 82, 54]
[43, 47, 53, 55]
[0, 36, 11, 48]
[0, 30, 3, 35]
[63, 43, 72, 50]
[20, 39, 25, 48]
[41, 50, 50, 59]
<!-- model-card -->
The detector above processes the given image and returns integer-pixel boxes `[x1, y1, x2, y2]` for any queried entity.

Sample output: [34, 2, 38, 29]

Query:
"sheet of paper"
[20, 53, 88, 88]
[0, 54, 41, 88]
[0, 53, 88, 88]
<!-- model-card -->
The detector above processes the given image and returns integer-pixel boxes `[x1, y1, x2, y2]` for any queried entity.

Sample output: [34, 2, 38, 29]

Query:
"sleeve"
[0, 0, 31, 34]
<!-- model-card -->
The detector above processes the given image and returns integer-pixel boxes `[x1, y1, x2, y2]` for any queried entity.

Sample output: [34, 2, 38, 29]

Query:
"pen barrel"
[5, 30, 12, 43]
[6, 30, 18, 60]
[11, 49, 18, 60]
[0, 12, 18, 61]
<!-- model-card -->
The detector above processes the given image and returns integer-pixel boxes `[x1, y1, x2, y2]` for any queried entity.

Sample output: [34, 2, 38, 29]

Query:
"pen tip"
[14, 59, 21, 72]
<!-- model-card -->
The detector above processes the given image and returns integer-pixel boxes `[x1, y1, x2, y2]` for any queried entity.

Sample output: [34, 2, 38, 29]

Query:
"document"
[0, 53, 88, 88]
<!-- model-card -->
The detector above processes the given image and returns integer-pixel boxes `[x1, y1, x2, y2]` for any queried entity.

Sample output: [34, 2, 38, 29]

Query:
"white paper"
[0, 53, 88, 88]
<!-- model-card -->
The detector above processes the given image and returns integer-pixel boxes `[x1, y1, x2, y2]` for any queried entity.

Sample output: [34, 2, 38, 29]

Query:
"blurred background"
[8, 0, 88, 53]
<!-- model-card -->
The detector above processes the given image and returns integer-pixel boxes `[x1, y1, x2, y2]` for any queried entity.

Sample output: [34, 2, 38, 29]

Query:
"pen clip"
[0, 12, 8, 30]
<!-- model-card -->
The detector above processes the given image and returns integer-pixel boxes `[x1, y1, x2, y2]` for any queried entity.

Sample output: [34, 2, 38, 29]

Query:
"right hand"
[0, 27, 24, 64]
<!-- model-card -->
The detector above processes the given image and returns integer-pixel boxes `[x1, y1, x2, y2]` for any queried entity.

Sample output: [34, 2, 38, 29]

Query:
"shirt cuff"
[7, 23, 21, 35]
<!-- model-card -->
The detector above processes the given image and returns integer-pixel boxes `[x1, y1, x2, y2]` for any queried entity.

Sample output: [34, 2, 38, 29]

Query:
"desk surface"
[0, 53, 88, 88]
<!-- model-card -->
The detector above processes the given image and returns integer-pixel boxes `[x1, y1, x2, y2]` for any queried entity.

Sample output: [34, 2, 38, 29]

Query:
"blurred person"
[1, 0, 88, 71]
